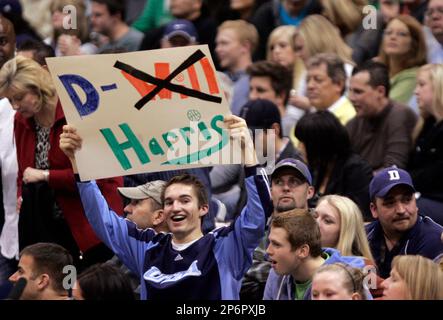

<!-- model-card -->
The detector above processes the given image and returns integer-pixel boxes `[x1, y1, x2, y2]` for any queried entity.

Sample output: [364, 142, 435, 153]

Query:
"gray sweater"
[346, 100, 417, 171]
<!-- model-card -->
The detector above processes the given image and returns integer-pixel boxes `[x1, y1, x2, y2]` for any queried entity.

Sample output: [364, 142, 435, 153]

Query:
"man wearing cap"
[366, 166, 443, 279]
[242, 99, 303, 166]
[211, 99, 302, 222]
[241, 157, 314, 299]
[160, 19, 198, 48]
[117, 180, 168, 232]
[106, 180, 168, 298]
[270, 158, 314, 213]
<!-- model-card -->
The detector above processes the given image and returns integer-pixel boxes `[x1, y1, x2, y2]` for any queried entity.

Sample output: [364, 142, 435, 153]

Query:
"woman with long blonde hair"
[295, 14, 354, 68]
[267, 25, 305, 92]
[320, 0, 383, 64]
[47, 0, 97, 56]
[382, 255, 443, 300]
[409, 63, 443, 225]
[267, 25, 306, 129]
[314, 194, 383, 297]
[0, 56, 123, 270]
[314, 195, 373, 260]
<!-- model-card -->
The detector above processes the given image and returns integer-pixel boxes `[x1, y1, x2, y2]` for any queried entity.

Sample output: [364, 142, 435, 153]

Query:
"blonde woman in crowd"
[267, 25, 305, 93]
[314, 195, 373, 260]
[311, 263, 368, 300]
[382, 255, 443, 300]
[314, 195, 383, 298]
[377, 15, 427, 105]
[409, 63, 443, 225]
[320, 0, 383, 64]
[0, 56, 123, 270]
[295, 14, 355, 75]
[267, 25, 306, 126]
[46, 0, 98, 56]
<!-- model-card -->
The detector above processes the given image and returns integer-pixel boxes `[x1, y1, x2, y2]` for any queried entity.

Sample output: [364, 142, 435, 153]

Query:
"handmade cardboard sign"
[46, 45, 237, 181]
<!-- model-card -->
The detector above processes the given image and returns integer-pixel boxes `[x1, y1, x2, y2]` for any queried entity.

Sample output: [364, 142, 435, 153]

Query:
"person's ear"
[351, 292, 362, 300]
[297, 244, 310, 259]
[307, 185, 315, 200]
[152, 209, 165, 226]
[376, 85, 386, 98]
[370, 202, 379, 219]
[270, 122, 281, 138]
[36, 274, 50, 290]
[276, 92, 286, 108]
[199, 204, 209, 217]
[337, 80, 345, 93]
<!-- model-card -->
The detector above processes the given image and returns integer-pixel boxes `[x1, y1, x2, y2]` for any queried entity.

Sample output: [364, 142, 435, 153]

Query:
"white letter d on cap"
[387, 170, 400, 181]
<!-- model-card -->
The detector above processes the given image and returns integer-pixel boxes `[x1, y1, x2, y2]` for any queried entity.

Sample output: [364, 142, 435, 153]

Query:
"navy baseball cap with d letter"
[369, 166, 415, 200]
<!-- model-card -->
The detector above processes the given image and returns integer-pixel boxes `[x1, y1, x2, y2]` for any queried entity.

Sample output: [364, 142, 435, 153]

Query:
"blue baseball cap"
[0, 0, 22, 16]
[271, 158, 312, 185]
[163, 19, 198, 42]
[369, 166, 415, 200]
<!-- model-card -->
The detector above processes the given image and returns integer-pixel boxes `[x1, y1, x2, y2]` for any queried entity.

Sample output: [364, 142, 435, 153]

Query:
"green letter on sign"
[100, 123, 150, 170]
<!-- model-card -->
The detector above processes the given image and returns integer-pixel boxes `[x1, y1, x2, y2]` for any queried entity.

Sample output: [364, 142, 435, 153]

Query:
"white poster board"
[47, 45, 237, 181]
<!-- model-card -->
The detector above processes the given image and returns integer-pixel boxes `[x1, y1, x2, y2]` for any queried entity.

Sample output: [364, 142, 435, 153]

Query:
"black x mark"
[114, 49, 222, 110]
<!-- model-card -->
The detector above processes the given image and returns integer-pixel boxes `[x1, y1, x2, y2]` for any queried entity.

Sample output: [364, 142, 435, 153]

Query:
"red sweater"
[14, 101, 124, 252]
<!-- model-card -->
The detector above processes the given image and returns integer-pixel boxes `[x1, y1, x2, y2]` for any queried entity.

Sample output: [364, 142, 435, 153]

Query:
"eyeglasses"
[426, 7, 443, 17]
[383, 29, 410, 37]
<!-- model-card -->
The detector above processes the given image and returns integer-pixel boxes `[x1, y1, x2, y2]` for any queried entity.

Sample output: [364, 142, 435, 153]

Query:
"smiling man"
[366, 166, 443, 279]
[59, 115, 271, 300]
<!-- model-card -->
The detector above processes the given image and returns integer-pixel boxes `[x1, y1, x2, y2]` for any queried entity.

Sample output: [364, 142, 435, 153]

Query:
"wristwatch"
[43, 170, 49, 182]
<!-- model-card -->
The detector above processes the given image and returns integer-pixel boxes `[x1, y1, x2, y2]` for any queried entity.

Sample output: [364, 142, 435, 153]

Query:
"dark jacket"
[310, 153, 373, 221]
[346, 100, 417, 171]
[14, 102, 124, 252]
[408, 117, 443, 202]
[19, 181, 77, 254]
[366, 215, 443, 279]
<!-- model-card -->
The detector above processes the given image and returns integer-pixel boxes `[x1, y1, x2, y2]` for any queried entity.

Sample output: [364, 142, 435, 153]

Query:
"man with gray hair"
[117, 180, 168, 232]
[306, 53, 356, 126]
[107, 180, 168, 299]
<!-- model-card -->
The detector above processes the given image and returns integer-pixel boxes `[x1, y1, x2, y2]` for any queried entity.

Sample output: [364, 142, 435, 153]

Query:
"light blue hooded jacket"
[263, 247, 368, 300]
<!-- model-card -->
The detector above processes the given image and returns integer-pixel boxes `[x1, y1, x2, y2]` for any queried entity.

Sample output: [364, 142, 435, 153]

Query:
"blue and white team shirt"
[77, 166, 271, 299]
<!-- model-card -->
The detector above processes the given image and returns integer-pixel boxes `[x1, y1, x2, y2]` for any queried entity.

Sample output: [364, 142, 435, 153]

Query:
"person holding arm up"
[60, 115, 271, 300]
